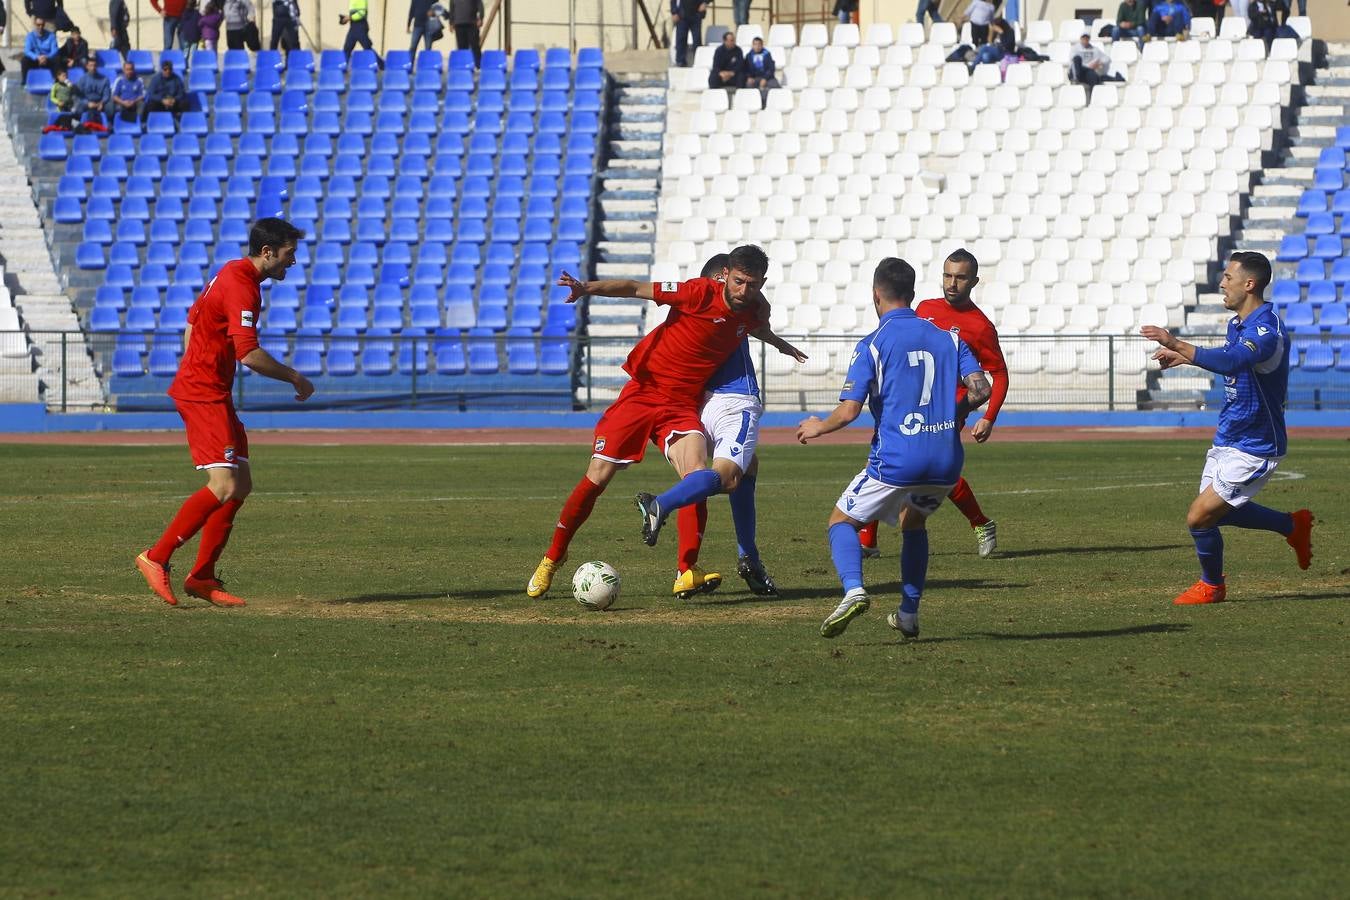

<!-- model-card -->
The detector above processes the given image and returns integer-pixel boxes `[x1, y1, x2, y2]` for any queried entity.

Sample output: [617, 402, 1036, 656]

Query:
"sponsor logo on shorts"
[730, 444, 742, 456]
[846, 497, 856, 511]
[224, 445, 236, 462]
[661, 282, 679, 292]
[240, 310, 255, 328]
[594, 437, 606, 453]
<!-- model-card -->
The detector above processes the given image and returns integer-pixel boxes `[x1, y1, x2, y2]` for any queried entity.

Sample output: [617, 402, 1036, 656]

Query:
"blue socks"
[1190, 527, 1224, 586]
[900, 529, 929, 614]
[729, 474, 759, 564]
[828, 522, 864, 595]
[655, 469, 723, 516]
[1220, 502, 1293, 536]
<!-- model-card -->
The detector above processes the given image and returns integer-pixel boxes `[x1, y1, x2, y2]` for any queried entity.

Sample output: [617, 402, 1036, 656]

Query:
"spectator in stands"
[20, 17, 58, 82]
[143, 58, 185, 123]
[110, 59, 144, 126]
[270, 0, 300, 51]
[449, 0, 483, 67]
[742, 36, 778, 97]
[0, 1, 7, 75]
[1247, 0, 1283, 46]
[1201, 0, 1229, 22]
[26, 0, 75, 33]
[833, 0, 857, 24]
[224, 0, 260, 50]
[73, 56, 110, 129]
[915, 0, 943, 25]
[58, 25, 88, 70]
[43, 65, 76, 132]
[1113, 0, 1146, 46]
[340, 0, 384, 66]
[732, 0, 750, 27]
[671, 0, 706, 68]
[708, 29, 743, 90]
[198, 0, 222, 50]
[1071, 32, 1124, 94]
[956, 0, 996, 45]
[150, 0, 187, 50]
[408, 0, 435, 55]
[969, 16, 1016, 71]
[109, 0, 130, 58]
[1147, 0, 1191, 39]
[179, 0, 203, 65]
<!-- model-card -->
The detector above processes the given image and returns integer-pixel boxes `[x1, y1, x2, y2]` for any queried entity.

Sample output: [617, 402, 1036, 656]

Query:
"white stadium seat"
[864, 23, 894, 47]
[800, 23, 829, 48]
[767, 23, 797, 48]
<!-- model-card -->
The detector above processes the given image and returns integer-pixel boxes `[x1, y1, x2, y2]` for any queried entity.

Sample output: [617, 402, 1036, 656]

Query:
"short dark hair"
[700, 253, 731, 279]
[1230, 251, 1272, 294]
[249, 217, 305, 256]
[727, 244, 769, 279]
[945, 248, 979, 277]
[874, 258, 916, 303]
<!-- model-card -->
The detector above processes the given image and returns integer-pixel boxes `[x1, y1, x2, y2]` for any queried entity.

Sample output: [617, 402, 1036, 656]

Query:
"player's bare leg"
[183, 464, 252, 607]
[531, 457, 623, 598]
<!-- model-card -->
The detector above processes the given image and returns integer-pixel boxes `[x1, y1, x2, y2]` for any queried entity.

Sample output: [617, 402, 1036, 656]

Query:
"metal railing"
[7, 330, 1349, 414]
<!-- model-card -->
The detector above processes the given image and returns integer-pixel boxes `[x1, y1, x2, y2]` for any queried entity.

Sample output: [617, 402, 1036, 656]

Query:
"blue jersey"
[840, 307, 981, 486]
[706, 337, 761, 400]
[1193, 303, 1289, 458]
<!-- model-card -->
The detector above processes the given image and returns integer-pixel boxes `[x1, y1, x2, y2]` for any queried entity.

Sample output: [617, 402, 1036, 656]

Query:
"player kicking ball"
[526, 245, 805, 598]
[669, 254, 788, 600]
[857, 249, 1008, 559]
[1141, 251, 1314, 605]
[135, 218, 314, 607]
[797, 258, 991, 639]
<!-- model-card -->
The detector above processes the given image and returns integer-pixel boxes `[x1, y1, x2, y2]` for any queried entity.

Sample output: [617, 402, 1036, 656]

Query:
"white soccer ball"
[572, 561, 620, 611]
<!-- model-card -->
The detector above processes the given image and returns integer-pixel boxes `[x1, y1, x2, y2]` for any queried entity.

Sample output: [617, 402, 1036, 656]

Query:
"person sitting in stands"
[708, 30, 743, 90]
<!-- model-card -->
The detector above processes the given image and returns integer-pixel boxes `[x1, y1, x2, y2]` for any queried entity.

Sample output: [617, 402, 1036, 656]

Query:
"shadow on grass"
[1236, 591, 1350, 603]
[908, 622, 1192, 645]
[326, 589, 509, 604]
[993, 544, 1190, 559]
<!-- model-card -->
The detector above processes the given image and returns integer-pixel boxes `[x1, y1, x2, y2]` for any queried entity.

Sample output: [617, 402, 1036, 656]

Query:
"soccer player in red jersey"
[858, 248, 1007, 559]
[527, 244, 805, 598]
[134, 218, 315, 607]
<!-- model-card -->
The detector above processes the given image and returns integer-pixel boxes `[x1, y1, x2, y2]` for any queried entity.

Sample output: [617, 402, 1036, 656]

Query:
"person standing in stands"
[408, 0, 436, 55]
[198, 0, 223, 51]
[110, 59, 144, 126]
[270, 0, 300, 51]
[671, 0, 706, 68]
[833, 0, 858, 24]
[956, 0, 995, 44]
[135, 218, 315, 610]
[449, 0, 483, 67]
[732, 0, 750, 27]
[149, 0, 188, 49]
[109, 0, 131, 58]
[179, 0, 202, 65]
[708, 29, 743, 90]
[224, 0, 260, 50]
[341, 0, 383, 66]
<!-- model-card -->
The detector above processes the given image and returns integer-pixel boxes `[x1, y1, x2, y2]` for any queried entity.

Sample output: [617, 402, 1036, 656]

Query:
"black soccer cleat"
[737, 555, 779, 597]
[635, 492, 665, 547]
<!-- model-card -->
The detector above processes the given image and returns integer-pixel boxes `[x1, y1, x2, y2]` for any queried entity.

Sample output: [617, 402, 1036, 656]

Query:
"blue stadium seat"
[1320, 302, 1349, 329]
[147, 347, 179, 376]
[1302, 343, 1334, 372]
[75, 242, 106, 269]
[125, 306, 157, 331]
[351, 49, 381, 72]
[38, 134, 67, 162]
[292, 348, 324, 376]
[94, 286, 126, 310]
[1312, 235, 1344, 259]
[467, 328, 499, 374]
[540, 326, 571, 374]
[506, 328, 538, 374]
[25, 69, 54, 95]
[434, 332, 466, 374]
[398, 341, 429, 374]
[90, 307, 121, 331]
[577, 47, 602, 68]
[113, 347, 145, 376]
[1315, 167, 1344, 191]
[448, 49, 474, 70]
[326, 348, 357, 376]
[1308, 280, 1337, 306]
[510, 301, 542, 330]
[1284, 303, 1316, 331]
[362, 347, 393, 375]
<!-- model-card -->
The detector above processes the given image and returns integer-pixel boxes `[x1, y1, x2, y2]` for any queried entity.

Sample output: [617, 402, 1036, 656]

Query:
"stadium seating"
[44, 46, 603, 408]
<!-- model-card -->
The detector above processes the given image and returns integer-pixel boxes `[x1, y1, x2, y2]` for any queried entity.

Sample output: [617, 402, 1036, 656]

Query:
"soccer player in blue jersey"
[1141, 251, 1315, 605]
[797, 258, 992, 639]
[669, 254, 781, 599]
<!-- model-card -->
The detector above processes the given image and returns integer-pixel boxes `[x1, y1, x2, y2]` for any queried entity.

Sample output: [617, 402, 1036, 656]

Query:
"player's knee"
[713, 460, 741, 493]
[586, 457, 622, 486]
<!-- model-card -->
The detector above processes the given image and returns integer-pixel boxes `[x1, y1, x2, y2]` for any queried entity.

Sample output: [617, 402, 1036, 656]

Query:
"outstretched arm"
[1140, 325, 1269, 376]
[557, 271, 655, 303]
[796, 400, 864, 444]
[749, 324, 808, 363]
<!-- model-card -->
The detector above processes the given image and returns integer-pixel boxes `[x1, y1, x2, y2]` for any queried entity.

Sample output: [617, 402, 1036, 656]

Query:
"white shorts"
[700, 391, 763, 474]
[1200, 446, 1281, 508]
[835, 470, 954, 527]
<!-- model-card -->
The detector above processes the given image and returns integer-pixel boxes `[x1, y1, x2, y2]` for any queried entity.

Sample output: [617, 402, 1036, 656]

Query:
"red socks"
[547, 476, 605, 561]
[858, 520, 878, 549]
[148, 487, 223, 564]
[190, 499, 245, 581]
[948, 477, 990, 528]
[676, 502, 707, 573]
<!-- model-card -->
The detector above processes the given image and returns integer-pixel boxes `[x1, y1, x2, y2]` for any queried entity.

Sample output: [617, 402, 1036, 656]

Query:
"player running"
[527, 244, 806, 598]
[858, 248, 1008, 559]
[797, 258, 991, 640]
[135, 218, 314, 607]
[670, 253, 780, 600]
[1141, 250, 1314, 605]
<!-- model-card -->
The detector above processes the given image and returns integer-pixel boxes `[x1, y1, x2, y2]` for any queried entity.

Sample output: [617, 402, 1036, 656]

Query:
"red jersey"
[168, 259, 264, 403]
[623, 278, 769, 404]
[915, 297, 1009, 421]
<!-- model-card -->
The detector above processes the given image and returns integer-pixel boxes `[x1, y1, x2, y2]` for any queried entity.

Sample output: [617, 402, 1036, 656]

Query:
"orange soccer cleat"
[184, 576, 247, 607]
[135, 551, 178, 606]
[1173, 579, 1227, 606]
[1286, 509, 1314, 570]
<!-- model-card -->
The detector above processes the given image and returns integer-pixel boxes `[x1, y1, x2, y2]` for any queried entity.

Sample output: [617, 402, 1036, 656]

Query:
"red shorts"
[591, 382, 705, 465]
[175, 398, 249, 469]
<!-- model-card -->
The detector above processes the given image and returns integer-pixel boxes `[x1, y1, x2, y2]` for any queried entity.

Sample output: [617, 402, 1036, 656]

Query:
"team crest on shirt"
[1257, 326, 1270, 336]
[224, 445, 236, 462]
[594, 437, 606, 453]
[240, 310, 255, 328]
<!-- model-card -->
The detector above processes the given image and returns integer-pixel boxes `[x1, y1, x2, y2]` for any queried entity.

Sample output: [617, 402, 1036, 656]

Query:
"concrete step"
[1245, 206, 1295, 222]
[610, 140, 663, 160]
[599, 197, 657, 218]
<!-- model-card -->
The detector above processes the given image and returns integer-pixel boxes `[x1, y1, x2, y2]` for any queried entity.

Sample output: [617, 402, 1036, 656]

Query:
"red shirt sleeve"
[969, 322, 1009, 422]
[223, 273, 261, 361]
[651, 278, 713, 311]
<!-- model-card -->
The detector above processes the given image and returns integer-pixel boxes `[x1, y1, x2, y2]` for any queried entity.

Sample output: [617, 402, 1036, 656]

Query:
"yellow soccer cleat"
[527, 555, 565, 598]
[672, 566, 722, 600]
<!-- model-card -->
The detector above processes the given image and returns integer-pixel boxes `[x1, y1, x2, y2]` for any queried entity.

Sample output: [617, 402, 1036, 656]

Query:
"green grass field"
[2, 437, 1348, 898]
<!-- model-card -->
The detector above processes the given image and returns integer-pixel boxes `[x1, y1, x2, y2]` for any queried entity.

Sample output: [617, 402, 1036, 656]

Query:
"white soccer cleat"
[820, 588, 869, 638]
[887, 609, 920, 640]
[975, 520, 997, 558]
